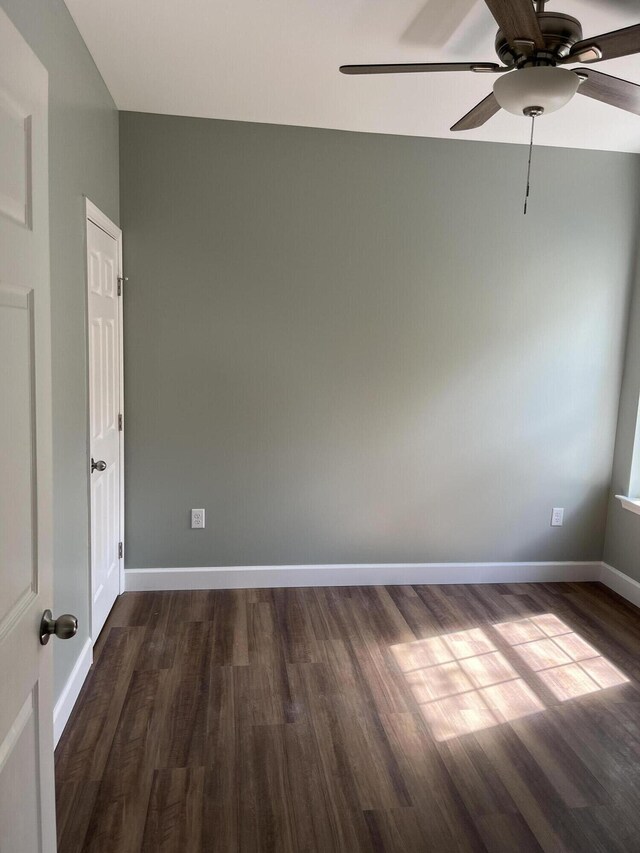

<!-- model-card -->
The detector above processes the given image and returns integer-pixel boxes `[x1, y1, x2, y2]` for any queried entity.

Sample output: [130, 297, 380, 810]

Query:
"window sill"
[615, 495, 640, 516]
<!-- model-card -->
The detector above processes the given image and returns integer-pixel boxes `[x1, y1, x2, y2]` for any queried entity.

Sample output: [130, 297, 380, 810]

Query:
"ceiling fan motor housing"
[495, 12, 583, 67]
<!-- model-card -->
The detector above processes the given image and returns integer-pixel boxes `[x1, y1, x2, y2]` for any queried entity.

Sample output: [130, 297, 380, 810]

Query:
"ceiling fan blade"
[450, 92, 501, 131]
[567, 23, 640, 64]
[339, 62, 502, 75]
[575, 68, 640, 116]
[482, 0, 545, 51]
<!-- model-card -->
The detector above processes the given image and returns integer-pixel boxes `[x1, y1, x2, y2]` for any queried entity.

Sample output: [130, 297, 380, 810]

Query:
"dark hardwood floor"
[55, 582, 640, 852]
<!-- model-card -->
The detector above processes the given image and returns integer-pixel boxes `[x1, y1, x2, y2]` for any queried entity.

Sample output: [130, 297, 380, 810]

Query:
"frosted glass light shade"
[493, 67, 580, 116]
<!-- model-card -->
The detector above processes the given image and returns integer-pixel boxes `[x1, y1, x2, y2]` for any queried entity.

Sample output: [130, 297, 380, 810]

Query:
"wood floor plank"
[281, 718, 360, 853]
[81, 669, 167, 853]
[56, 781, 100, 853]
[133, 591, 184, 672]
[475, 812, 543, 853]
[57, 582, 640, 852]
[346, 600, 415, 715]
[379, 711, 489, 852]
[207, 589, 249, 666]
[302, 587, 347, 642]
[55, 626, 146, 784]
[285, 675, 379, 851]
[435, 734, 520, 818]
[157, 621, 214, 769]
[234, 663, 293, 727]
[508, 714, 607, 808]
[141, 768, 205, 853]
[272, 588, 324, 664]
[385, 584, 440, 638]
[473, 725, 571, 853]
[363, 808, 433, 853]
[237, 723, 299, 853]
[200, 666, 239, 850]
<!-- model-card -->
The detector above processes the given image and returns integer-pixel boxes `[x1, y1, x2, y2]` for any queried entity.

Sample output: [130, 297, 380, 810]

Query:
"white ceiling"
[65, 0, 640, 153]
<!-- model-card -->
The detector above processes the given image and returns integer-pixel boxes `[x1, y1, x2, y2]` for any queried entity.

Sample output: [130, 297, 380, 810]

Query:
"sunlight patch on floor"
[495, 615, 628, 702]
[391, 615, 628, 741]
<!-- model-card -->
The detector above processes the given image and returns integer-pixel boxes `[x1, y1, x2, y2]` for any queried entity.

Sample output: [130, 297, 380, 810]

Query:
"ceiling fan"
[340, 0, 640, 131]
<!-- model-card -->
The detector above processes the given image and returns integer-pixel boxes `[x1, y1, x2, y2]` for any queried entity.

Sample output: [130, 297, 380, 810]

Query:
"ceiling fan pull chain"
[523, 113, 536, 215]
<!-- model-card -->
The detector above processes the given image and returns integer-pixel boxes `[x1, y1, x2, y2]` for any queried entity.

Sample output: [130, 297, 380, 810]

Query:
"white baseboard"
[599, 563, 640, 609]
[125, 561, 602, 592]
[53, 637, 92, 747]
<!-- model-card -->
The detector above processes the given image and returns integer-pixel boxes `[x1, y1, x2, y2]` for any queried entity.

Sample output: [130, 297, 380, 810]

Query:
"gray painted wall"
[1, 0, 119, 699]
[120, 111, 639, 570]
[604, 250, 640, 583]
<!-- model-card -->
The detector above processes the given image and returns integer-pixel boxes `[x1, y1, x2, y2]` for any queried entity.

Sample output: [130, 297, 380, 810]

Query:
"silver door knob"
[91, 457, 107, 473]
[40, 610, 78, 645]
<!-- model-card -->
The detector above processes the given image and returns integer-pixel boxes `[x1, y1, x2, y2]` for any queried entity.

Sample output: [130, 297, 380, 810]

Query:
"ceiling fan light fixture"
[493, 66, 580, 116]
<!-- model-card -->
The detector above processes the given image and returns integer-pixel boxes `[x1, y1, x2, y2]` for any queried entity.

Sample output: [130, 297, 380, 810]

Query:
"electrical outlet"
[551, 507, 564, 527]
[191, 508, 205, 529]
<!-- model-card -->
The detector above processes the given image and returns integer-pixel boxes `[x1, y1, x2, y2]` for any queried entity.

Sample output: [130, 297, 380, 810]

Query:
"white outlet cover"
[551, 507, 564, 527]
[191, 508, 205, 529]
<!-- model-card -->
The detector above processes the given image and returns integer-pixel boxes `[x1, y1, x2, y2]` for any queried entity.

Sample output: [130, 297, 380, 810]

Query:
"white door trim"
[84, 198, 124, 637]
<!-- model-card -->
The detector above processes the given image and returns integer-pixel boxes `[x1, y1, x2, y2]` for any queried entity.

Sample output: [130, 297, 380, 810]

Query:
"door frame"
[84, 197, 124, 640]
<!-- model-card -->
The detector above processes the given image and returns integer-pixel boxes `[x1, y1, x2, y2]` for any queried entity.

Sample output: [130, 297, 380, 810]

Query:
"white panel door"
[87, 216, 122, 638]
[0, 9, 56, 853]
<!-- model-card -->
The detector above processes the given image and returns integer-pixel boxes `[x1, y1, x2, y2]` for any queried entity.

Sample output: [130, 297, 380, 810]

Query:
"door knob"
[91, 457, 107, 473]
[40, 610, 78, 645]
